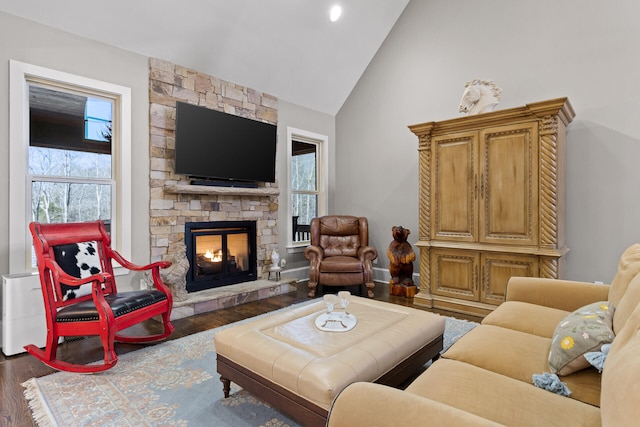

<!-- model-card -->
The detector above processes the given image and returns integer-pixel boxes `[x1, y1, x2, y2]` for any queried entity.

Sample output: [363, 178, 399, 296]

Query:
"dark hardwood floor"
[0, 281, 481, 427]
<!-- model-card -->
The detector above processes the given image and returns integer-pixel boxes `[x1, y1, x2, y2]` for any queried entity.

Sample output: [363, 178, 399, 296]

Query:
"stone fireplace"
[185, 220, 257, 292]
[148, 58, 279, 284]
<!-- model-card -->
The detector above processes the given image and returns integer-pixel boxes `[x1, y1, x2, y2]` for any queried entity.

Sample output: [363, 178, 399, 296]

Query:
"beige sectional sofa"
[327, 244, 640, 426]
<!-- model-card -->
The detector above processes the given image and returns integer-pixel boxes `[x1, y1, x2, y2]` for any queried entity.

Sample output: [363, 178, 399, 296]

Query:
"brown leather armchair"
[304, 215, 378, 298]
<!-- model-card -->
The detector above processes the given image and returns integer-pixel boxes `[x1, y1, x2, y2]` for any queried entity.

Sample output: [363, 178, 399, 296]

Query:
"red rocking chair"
[27, 220, 175, 373]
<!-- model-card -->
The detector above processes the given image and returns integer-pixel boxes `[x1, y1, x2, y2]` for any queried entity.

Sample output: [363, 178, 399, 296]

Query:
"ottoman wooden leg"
[220, 376, 231, 398]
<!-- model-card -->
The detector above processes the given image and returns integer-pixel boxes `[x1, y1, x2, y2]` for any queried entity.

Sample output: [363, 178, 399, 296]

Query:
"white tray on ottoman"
[214, 296, 445, 427]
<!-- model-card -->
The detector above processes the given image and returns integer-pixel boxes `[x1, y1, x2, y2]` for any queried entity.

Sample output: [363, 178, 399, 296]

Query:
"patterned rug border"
[22, 300, 477, 427]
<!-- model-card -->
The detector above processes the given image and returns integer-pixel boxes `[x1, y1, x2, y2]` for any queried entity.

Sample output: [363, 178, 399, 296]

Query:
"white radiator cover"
[1, 273, 48, 356]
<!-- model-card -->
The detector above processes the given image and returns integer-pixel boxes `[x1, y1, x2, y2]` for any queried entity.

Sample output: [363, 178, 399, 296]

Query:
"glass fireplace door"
[186, 221, 257, 292]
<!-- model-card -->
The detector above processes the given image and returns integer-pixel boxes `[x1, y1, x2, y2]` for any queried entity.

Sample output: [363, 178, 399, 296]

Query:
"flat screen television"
[174, 101, 277, 184]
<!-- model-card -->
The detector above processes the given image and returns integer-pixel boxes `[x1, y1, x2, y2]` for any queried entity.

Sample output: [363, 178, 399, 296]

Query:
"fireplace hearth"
[185, 221, 257, 292]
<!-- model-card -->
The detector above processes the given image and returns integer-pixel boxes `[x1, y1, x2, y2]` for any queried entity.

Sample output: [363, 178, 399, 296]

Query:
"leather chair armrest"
[304, 245, 323, 290]
[506, 276, 610, 311]
[303, 245, 324, 262]
[358, 245, 378, 261]
[327, 382, 503, 427]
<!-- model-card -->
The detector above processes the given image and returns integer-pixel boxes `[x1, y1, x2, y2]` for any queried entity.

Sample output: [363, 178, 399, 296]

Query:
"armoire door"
[431, 131, 478, 243]
[479, 122, 539, 246]
[480, 252, 539, 305]
[430, 248, 480, 302]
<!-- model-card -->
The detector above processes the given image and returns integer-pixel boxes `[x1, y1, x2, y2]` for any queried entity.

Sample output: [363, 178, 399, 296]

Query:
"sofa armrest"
[327, 382, 504, 427]
[506, 276, 610, 311]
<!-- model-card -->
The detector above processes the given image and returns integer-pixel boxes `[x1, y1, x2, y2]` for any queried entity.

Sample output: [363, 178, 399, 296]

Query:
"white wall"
[336, 0, 640, 283]
[0, 11, 150, 288]
[275, 100, 335, 271]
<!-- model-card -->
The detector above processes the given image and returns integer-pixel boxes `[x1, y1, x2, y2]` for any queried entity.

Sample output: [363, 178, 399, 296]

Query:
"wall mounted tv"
[174, 101, 277, 184]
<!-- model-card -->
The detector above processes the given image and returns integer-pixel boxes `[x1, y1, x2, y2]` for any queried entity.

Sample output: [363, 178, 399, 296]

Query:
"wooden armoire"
[409, 98, 575, 317]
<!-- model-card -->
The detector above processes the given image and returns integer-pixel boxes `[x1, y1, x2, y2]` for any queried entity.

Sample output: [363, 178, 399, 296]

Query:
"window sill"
[286, 244, 308, 254]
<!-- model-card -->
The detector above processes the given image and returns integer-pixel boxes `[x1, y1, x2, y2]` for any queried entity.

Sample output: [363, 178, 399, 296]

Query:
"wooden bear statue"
[387, 226, 417, 298]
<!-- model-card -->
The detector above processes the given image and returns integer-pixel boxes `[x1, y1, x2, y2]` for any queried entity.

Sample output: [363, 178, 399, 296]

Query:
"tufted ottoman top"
[214, 296, 445, 410]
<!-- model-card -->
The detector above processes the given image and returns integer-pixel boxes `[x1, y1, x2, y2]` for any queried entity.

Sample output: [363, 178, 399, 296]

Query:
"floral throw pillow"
[549, 301, 614, 376]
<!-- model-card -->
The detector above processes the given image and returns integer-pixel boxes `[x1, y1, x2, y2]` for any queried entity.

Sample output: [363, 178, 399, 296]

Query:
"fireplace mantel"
[164, 184, 279, 197]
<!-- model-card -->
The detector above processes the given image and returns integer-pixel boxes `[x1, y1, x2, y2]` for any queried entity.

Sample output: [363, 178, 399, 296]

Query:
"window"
[287, 127, 328, 247]
[9, 61, 131, 273]
[29, 85, 113, 225]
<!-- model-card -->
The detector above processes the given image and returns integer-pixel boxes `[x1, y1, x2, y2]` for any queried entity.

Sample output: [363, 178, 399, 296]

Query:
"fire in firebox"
[185, 221, 258, 292]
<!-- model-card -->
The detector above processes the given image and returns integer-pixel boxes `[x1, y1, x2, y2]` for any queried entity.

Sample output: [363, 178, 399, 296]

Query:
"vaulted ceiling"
[0, 0, 410, 115]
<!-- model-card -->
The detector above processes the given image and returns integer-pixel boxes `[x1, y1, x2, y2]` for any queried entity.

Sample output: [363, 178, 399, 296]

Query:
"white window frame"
[9, 60, 132, 274]
[286, 127, 328, 251]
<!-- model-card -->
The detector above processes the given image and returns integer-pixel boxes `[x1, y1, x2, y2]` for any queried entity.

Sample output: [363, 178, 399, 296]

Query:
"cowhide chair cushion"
[53, 241, 102, 300]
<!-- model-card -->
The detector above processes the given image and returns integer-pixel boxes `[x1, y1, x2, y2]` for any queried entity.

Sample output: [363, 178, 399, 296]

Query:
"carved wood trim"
[540, 256, 560, 279]
[538, 114, 559, 249]
[411, 97, 574, 135]
[418, 133, 432, 242]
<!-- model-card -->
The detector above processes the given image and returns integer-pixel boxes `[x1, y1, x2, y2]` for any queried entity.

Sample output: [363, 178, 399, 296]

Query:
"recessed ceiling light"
[330, 5, 342, 22]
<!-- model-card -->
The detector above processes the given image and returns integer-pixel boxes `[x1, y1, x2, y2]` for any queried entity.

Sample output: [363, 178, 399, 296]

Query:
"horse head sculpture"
[458, 79, 502, 115]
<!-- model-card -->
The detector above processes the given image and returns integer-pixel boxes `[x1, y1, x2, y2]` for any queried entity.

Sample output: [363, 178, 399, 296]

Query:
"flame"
[204, 249, 223, 262]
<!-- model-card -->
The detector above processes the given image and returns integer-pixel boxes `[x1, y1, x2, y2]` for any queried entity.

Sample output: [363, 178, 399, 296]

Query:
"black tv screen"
[174, 102, 277, 183]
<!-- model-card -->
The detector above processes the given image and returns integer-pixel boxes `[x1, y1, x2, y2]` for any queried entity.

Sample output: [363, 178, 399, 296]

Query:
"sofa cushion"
[549, 301, 614, 376]
[443, 325, 550, 381]
[608, 243, 640, 307]
[612, 271, 640, 334]
[482, 301, 569, 338]
[443, 324, 602, 406]
[407, 359, 601, 427]
[601, 297, 640, 426]
[328, 382, 505, 427]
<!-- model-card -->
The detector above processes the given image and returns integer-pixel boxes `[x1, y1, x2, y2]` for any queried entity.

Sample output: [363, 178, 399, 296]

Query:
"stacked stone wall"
[148, 58, 278, 276]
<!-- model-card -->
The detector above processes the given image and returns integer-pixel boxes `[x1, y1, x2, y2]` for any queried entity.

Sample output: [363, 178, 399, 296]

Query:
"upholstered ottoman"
[214, 297, 445, 427]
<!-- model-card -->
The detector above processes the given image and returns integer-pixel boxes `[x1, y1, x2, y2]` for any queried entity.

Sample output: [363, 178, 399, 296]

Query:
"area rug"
[23, 304, 477, 427]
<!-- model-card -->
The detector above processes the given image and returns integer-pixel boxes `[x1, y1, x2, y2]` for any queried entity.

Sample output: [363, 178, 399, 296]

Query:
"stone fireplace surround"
[148, 58, 283, 306]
